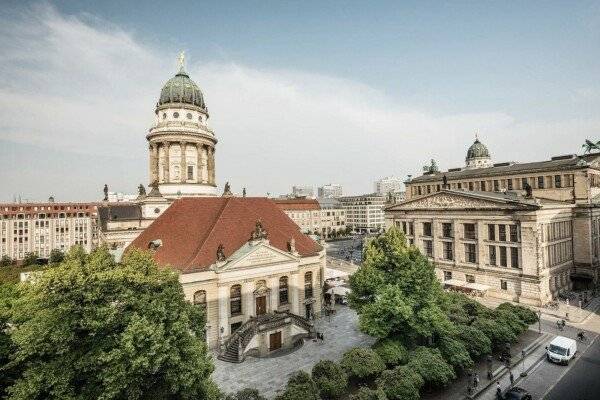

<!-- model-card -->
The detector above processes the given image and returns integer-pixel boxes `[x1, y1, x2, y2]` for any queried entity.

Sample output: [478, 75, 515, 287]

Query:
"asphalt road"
[544, 334, 600, 400]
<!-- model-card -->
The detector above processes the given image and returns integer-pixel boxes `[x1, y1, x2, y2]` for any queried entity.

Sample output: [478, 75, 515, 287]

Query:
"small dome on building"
[466, 138, 490, 160]
[158, 68, 206, 109]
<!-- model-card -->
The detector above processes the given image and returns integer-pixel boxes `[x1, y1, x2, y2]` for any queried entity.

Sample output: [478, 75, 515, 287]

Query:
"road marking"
[539, 332, 599, 399]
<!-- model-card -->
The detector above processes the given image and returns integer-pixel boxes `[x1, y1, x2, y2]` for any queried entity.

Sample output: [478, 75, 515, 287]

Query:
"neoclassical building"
[128, 197, 325, 362]
[147, 56, 218, 198]
[386, 138, 600, 306]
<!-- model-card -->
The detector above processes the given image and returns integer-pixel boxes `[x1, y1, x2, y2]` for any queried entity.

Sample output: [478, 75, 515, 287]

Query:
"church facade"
[386, 138, 600, 306]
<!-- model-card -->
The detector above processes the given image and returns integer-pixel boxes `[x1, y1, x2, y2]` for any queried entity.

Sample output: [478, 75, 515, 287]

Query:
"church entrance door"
[256, 296, 267, 316]
[269, 331, 282, 351]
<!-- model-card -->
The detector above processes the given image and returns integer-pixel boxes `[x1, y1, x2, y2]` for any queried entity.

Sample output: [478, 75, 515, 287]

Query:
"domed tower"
[465, 136, 492, 169]
[147, 52, 217, 198]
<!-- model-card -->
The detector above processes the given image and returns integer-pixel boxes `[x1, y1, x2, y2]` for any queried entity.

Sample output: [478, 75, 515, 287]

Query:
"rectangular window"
[402, 221, 407, 234]
[510, 225, 518, 242]
[500, 280, 508, 290]
[500, 246, 507, 267]
[554, 175, 562, 188]
[480, 181, 486, 191]
[521, 177, 528, 188]
[442, 223, 453, 238]
[510, 247, 519, 268]
[457, 182, 462, 189]
[466, 274, 475, 283]
[493, 180, 500, 191]
[507, 179, 513, 190]
[537, 176, 545, 189]
[423, 240, 433, 257]
[422, 222, 432, 237]
[409, 222, 414, 236]
[488, 224, 496, 241]
[187, 165, 194, 180]
[417, 186, 422, 195]
[468, 182, 474, 191]
[465, 243, 477, 263]
[464, 223, 476, 239]
[443, 271, 452, 281]
[443, 242, 453, 260]
[499, 225, 506, 241]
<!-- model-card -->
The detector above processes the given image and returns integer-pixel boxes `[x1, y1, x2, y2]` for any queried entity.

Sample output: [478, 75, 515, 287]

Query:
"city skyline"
[1, 1, 600, 201]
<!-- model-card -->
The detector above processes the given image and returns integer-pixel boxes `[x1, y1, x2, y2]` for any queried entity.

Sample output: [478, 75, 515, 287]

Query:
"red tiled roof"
[128, 197, 322, 273]
[273, 198, 321, 211]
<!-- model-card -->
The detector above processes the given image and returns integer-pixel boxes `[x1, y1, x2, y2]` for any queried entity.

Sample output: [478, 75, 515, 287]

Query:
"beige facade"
[0, 203, 97, 261]
[339, 194, 385, 233]
[178, 239, 325, 357]
[386, 190, 576, 305]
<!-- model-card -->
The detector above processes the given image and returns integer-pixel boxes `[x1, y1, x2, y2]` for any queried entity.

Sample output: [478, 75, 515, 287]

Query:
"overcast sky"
[1, 1, 599, 202]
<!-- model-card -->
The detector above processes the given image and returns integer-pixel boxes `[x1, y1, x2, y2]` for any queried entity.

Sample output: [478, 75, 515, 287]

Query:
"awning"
[465, 282, 489, 292]
[443, 279, 466, 287]
[443, 279, 489, 292]
[328, 286, 351, 296]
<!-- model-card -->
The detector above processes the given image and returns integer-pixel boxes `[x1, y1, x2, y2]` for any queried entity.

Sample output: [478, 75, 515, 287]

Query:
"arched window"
[279, 276, 289, 305]
[230, 284, 242, 316]
[304, 272, 313, 299]
[193, 290, 207, 314]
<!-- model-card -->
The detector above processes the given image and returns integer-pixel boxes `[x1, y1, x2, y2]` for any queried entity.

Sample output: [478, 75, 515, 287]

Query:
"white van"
[546, 336, 577, 365]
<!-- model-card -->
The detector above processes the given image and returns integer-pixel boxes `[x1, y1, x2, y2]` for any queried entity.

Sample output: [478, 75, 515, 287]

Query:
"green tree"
[349, 387, 387, 400]
[0, 255, 13, 267]
[340, 347, 385, 381]
[48, 249, 65, 265]
[438, 336, 473, 370]
[376, 366, 423, 400]
[372, 338, 408, 367]
[456, 324, 491, 358]
[226, 388, 266, 400]
[408, 347, 455, 387]
[472, 316, 517, 349]
[311, 360, 347, 399]
[0, 283, 19, 398]
[496, 303, 538, 325]
[21, 252, 38, 266]
[6, 247, 216, 400]
[277, 371, 319, 400]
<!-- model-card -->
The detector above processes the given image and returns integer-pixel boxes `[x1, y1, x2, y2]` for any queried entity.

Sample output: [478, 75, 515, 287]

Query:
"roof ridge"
[182, 197, 231, 269]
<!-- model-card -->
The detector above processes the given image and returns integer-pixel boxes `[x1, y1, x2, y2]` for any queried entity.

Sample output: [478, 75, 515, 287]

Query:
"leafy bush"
[48, 249, 65, 265]
[438, 335, 473, 370]
[496, 303, 538, 325]
[376, 365, 423, 400]
[22, 252, 38, 266]
[226, 388, 266, 400]
[473, 316, 517, 349]
[0, 255, 13, 267]
[408, 347, 455, 387]
[349, 387, 387, 400]
[311, 360, 348, 399]
[341, 347, 385, 381]
[495, 309, 528, 336]
[372, 338, 408, 367]
[277, 371, 320, 400]
[456, 324, 491, 358]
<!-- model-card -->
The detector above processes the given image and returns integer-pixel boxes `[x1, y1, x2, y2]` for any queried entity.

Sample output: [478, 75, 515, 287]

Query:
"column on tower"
[206, 147, 212, 185]
[209, 148, 216, 185]
[162, 141, 170, 183]
[200, 145, 208, 183]
[149, 143, 159, 184]
[179, 141, 187, 183]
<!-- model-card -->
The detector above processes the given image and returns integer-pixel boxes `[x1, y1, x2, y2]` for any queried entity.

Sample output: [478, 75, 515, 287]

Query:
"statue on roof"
[523, 182, 532, 198]
[287, 237, 296, 253]
[251, 220, 268, 240]
[178, 51, 185, 71]
[242, 187, 246, 197]
[442, 174, 448, 188]
[222, 182, 233, 197]
[216, 244, 226, 262]
[103, 184, 109, 201]
[138, 184, 146, 197]
[582, 139, 600, 154]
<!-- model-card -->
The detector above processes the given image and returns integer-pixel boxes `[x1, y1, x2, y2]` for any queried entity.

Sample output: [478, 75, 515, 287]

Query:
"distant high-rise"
[318, 184, 343, 198]
[292, 185, 314, 198]
[374, 176, 403, 195]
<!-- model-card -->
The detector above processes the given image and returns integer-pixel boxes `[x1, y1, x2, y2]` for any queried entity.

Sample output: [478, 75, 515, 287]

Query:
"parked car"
[546, 336, 577, 365]
[503, 387, 532, 400]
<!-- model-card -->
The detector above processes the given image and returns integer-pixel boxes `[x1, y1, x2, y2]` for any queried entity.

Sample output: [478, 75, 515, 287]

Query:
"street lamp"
[520, 349, 527, 377]
[537, 309, 542, 334]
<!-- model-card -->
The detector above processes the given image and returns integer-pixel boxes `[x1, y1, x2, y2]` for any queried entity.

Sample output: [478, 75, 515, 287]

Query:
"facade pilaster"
[217, 285, 229, 338]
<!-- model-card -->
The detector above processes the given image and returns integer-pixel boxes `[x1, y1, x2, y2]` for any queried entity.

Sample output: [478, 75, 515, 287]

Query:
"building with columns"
[147, 59, 218, 198]
[385, 137, 600, 306]
[128, 197, 325, 362]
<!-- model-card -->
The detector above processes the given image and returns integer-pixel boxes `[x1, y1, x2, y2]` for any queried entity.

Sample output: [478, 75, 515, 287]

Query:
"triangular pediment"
[387, 190, 538, 211]
[219, 242, 298, 271]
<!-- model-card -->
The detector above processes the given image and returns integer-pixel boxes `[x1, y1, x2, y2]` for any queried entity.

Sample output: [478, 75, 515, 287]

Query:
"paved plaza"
[212, 305, 375, 398]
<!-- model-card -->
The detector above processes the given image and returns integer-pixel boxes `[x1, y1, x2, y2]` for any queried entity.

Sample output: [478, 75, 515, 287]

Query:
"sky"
[1, 1, 599, 202]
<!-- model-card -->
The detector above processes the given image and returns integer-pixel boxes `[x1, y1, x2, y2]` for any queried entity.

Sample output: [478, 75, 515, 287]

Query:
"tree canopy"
[4, 246, 217, 400]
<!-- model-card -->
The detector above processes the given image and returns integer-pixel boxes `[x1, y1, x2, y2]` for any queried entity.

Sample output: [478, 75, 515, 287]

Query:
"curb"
[465, 332, 551, 399]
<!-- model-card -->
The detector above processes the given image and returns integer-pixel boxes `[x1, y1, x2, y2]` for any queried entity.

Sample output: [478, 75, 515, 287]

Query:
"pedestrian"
[509, 370, 514, 386]
[496, 381, 502, 399]
[474, 373, 480, 388]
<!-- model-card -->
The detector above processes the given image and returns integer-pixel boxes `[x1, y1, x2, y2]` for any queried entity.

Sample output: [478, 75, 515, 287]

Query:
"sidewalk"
[421, 330, 547, 400]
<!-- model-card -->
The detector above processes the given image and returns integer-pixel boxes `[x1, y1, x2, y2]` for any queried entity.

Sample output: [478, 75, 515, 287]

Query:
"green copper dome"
[159, 69, 206, 109]
[466, 138, 490, 160]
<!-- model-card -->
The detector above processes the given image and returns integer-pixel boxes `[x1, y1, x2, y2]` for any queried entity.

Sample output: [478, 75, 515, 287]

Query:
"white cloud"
[0, 3, 598, 200]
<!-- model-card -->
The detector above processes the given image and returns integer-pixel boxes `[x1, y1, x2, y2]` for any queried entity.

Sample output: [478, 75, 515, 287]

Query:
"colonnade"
[148, 141, 215, 185]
